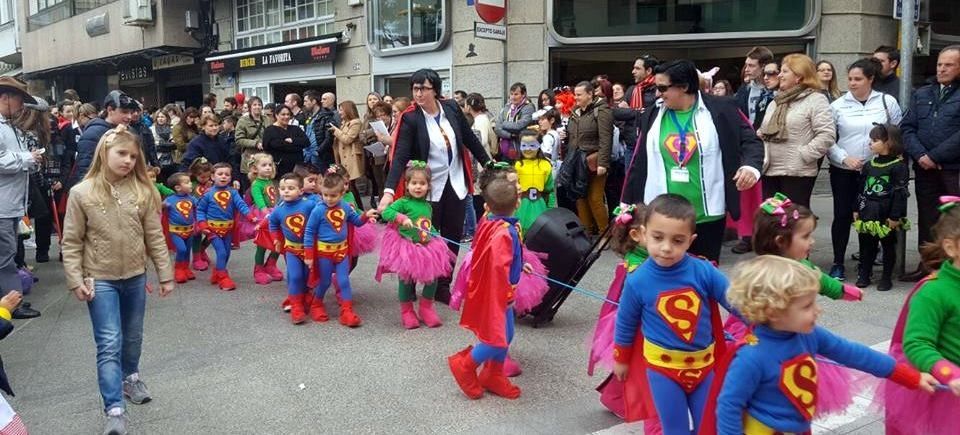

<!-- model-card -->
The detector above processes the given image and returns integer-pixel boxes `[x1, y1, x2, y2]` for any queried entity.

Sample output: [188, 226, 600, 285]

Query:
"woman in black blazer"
[378, 69, 492, 303]
[262, 105, 310, 176]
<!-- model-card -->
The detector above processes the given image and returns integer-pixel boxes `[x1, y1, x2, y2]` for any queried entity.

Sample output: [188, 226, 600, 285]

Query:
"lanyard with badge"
[667, 109, 696, 183]
[433, 112, 453, 164]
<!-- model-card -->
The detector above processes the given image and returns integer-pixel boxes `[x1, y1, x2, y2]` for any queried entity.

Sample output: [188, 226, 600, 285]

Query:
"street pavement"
[5, 178, 922, 434]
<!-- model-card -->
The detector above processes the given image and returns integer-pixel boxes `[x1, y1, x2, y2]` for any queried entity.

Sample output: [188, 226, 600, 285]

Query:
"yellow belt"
[285, 240, 303, 249]
[316, 240, 348, 253]
[207, 219, 234, 229]
[743, 413, 808, 435]
[169, 224, 194, 235]
[643, 340, 715, 370]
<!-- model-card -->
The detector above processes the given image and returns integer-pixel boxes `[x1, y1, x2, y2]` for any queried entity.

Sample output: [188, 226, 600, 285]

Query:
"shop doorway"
[271, 79, 336, 105]
[550, 42, 807, 94]
[164, 85, 204, 109]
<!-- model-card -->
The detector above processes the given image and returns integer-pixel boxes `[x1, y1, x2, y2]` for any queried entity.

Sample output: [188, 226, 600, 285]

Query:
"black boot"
[855, 265, 872, 288]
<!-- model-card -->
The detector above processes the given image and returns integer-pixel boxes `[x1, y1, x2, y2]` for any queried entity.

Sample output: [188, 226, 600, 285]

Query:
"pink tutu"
[874, 342, 960, 434]
[375, 225, 455, 284]
[587, 263, 627, 376]
[450, 247, 549, 315]
[724, 316, 857, 417]
[349, 222, 379, 256]
[238, 208, 269, 242]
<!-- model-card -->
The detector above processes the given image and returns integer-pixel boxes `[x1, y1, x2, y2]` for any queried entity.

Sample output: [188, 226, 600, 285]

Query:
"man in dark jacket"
[302, 90, 338, 170]
[733, 46, 774, 126]
[614, 54, 659, 157]
[873, 46, 902, 101]
[71, 90, 137, 184]
[129, 106, 159, 167]
[899, 45, 960, 280]
[179, 115, 231, 171]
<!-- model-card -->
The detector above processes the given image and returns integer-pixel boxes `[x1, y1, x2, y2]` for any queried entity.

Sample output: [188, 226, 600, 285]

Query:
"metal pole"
[897, 0, 916, 277]
[502, 14, 508, 105]
[899, 0, 915, 109]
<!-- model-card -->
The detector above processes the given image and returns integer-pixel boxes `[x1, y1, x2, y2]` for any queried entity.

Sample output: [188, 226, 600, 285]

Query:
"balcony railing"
[27, 0, 117, 31]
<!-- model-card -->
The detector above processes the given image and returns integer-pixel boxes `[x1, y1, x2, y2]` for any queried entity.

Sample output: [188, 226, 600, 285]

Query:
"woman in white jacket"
[826, 57, 902, 280]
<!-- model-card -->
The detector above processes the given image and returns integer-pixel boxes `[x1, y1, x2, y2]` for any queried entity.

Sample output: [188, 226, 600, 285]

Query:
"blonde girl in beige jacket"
[61, 125, 174, 434]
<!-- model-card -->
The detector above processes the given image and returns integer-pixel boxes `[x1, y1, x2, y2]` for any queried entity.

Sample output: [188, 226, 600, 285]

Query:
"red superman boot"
[209, 269, 223, 285]
[174, 262, 189, 284]
[289, 294, 308, 324]
[263, 257, 283, 281]
[253, 265, 271, 285]
[219, 271, 237, 291]
[199, 250, 212, 268]
[504, 355, 522, 377]
[478, 361, 521, 399]
[183, 263, 196, 280]
[399, 302, 419, 329]
[280, 297, 292, 312]
[310, 296, 329, 322]
[193, 252, 209, 271]
[418, 298, 442, 328]
[338, 300, 362, 327]
[447, 346, 483, 399]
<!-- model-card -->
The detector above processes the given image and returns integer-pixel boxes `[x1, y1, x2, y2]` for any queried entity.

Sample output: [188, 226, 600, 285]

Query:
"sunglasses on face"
[655, 84, 674, 93]
[763, 71, 780, 77]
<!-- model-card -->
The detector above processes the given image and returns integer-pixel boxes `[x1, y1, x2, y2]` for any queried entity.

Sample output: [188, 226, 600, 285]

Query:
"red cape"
[458, 218, 515, 347]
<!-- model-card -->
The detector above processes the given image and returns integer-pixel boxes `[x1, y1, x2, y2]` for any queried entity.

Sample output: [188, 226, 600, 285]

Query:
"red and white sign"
[475, 0, 506, 24]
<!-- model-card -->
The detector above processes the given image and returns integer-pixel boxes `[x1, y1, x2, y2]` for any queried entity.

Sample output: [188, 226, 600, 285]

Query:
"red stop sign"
[476, 0, 506, 24]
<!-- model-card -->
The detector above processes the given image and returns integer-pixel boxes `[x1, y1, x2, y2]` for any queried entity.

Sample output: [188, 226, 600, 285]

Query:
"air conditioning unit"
[123, 0, 153, 26]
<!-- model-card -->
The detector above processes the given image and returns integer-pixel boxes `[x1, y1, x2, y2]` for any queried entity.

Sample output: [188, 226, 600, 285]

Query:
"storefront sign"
[475, 22, 506, 41]
[118, 66, 150, 82]
[152, 54, 195, 70]
[207, 42, 337, 75]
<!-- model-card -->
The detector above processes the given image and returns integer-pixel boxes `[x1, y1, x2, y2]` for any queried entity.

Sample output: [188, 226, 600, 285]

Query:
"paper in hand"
[369, 120, 390, 137]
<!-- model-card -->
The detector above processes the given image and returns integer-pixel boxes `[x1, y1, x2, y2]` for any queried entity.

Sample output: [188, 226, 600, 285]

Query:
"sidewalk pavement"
[4, 183, 922, 434]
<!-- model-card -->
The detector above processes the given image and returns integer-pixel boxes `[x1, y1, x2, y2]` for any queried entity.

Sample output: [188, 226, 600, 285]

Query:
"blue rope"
[423, 229, 621, 306]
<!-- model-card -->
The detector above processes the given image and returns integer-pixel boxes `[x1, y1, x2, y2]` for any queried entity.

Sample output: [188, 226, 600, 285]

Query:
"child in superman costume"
[587, 204, 658, 430]
[188, 158, 214, 271]
[612, 194, 734, 435]
[879, 196, 960, 435]
[700, 256, 936, 435]
[448, 174, 529, 400]
[269, 173, 317, 324]
[303, 170, 377, 327]
[162, 172, 197, 283]
[196, 163, 257, 291]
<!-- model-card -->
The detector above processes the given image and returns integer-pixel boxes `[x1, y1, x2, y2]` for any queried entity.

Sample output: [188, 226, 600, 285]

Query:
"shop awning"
[0, 67, 22, 78]
[205, 33, 341, 75]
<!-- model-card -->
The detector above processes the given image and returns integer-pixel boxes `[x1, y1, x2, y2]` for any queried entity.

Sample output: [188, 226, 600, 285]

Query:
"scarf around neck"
[759, 85, 812, 143]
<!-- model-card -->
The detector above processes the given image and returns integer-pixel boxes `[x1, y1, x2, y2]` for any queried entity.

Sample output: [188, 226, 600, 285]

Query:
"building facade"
[14, 0, 960, 112]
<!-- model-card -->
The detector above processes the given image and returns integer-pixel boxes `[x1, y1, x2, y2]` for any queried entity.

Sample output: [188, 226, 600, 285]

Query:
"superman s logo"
[779, 354, 818, 420]
[175, 200, 193, 219]
[214, 190, 231, 210]
[285, 213, 306, 238]
[326, 208, 345, 233]
[655, 288, 702, 343]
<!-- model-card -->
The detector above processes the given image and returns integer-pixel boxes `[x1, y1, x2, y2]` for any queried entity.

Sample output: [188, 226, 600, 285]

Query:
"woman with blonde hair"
[62, 125, 174, 435]
[759, 53, 836, 208]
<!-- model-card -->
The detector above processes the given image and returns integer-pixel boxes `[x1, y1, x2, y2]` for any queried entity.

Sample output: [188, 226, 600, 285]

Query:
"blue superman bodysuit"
[163, 193, 196, 263]
[614, 254, 735, 435]
[303, 199, 368, 301]
[196, 184, 252, 271]
[269, 196, 317, 297]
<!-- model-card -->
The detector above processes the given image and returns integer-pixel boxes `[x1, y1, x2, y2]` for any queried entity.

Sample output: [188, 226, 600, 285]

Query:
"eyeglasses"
[763, 71, 780, 77]
[412, 85, 434, 94]
[655, 84, 674, 93]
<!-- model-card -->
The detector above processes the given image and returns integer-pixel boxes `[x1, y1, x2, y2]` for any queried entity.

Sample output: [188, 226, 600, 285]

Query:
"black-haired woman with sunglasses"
[621, 59, 764, 262]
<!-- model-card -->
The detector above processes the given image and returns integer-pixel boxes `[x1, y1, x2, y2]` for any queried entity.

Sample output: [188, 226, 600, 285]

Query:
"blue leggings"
[646, 368, 714, 435]
[470, 307, 515, 364]
[210, 234, 232, 271]
[285, 253, 307, 295]
[314, 257, 353, 301]
[171, 235, 192, 262]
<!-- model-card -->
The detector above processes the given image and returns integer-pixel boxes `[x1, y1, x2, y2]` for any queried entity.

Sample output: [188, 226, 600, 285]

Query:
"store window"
[368, 0, 448, 56]
[235, 0, 333, 49]
[931, 0, 960, 37]
[242, 85, 270, 102]
[550, 0, 813, 41]
[376, 69, 450, 98]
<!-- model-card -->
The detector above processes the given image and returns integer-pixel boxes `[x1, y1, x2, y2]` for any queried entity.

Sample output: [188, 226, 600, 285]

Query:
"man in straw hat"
[0, 77, 44, 319]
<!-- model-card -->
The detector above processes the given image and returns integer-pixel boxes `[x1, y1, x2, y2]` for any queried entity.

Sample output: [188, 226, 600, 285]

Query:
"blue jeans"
[87, 273, 147, 412]
[463, 196, 477, 237]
